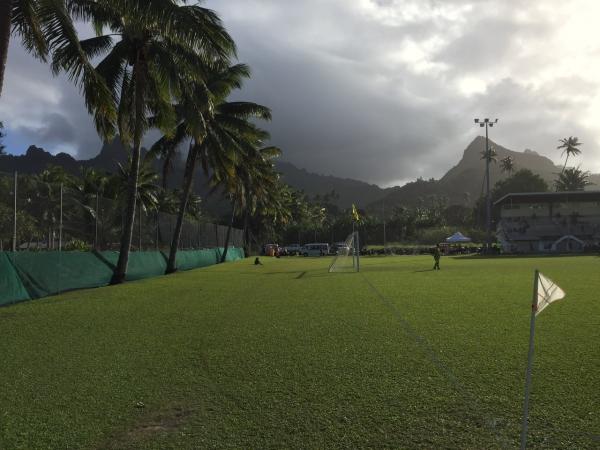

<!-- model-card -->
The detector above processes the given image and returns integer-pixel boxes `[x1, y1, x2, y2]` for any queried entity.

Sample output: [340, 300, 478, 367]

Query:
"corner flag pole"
[520, 269, 539, 450]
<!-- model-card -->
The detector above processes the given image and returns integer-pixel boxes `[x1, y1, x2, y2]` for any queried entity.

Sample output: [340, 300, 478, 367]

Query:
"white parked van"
[302, 243, 329, 256]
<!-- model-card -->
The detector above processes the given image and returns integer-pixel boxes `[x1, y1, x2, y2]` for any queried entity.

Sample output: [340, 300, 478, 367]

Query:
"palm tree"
[56, 0, 235, 283]
[148, 123, 190, 189]
[69, 167, 110, 248]
[480, 145, 497, 164]
[218, 145, 282, 262]
[117, 157, 160, 218]
[554, 167, 593, 192]
[1, 0, 113, 103]
[117, 156, 160, 250]
[253, 179, 294, 245]
[152, 187, 178, 248]
[2, 0, 58, 95]
[184, 192, 203, 222]
[500, 156, 515, 174]
[32, 166, 72, 249]
[152, 63, 271, 273]
[557, 136, 582, 173]
[0, 1, 13, 95]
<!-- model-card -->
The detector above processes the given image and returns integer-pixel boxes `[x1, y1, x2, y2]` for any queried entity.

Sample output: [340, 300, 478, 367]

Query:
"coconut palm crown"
[557, 136, 582, 173]
[554, 166, 593, 192]
[500, 156, 515, 174]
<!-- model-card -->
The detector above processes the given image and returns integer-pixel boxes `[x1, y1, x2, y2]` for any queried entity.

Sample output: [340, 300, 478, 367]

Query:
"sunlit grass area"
[0, 255, 598, 449]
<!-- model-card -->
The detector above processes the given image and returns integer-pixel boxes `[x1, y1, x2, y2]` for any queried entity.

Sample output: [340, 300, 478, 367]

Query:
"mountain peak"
[25, 145, 49, 158]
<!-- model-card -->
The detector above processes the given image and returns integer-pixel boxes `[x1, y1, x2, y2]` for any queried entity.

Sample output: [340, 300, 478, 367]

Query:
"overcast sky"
[2, 0, 600, 186]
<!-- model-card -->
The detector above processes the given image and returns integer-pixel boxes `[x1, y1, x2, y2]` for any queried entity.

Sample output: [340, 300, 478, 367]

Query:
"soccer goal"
[329, 232, 360, 273]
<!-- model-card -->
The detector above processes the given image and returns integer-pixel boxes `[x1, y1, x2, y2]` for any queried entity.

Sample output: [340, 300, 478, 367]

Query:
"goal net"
[329, 232, 360, 273]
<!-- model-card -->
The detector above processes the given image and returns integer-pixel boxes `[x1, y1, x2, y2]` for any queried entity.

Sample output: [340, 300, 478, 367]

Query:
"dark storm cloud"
[207, 0, 468, 184]
[16, 112, 75, 145]
[1, 0, 599, 185]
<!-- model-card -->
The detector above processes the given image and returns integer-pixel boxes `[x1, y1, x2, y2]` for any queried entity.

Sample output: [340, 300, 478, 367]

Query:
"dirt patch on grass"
[100, 403, 194, 449]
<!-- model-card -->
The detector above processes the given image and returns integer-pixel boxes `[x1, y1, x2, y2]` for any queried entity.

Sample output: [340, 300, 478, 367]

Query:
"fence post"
[59, 183, 63, 251]
[94, 192, 99, 249]
[12, 171, 17, 252]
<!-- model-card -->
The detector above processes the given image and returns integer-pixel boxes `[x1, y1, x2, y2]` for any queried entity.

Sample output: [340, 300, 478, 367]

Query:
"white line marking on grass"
[360, 273, 513, 450]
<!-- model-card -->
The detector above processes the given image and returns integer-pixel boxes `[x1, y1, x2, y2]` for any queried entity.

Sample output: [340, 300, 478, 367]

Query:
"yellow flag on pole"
[351, 204, 361, 223]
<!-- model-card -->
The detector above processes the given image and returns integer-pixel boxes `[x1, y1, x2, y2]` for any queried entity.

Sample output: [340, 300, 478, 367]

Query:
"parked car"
[284, 244, 303, 255]
[302, 243, 330, 257]
[333, 242, 350, 254]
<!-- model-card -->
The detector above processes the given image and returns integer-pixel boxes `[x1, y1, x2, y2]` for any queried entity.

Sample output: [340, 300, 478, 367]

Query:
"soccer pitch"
[0, 255, 598, 449]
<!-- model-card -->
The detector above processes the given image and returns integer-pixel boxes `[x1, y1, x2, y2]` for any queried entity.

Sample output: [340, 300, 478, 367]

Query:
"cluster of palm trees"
[479, 136, 592, 192]
[480, 145, 516, 175]
[555, 136, 592, 191]
[1, 1, 288, 283]
[0, 164, 200, 252]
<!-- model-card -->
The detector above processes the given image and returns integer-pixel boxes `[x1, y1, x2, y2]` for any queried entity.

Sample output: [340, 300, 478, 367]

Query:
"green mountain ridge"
[370, 136, 600, 211]
[1, 136, 597, 214]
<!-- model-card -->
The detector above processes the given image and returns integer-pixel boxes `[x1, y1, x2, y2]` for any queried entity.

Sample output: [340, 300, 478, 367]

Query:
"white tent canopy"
[446, 232, 472, 243]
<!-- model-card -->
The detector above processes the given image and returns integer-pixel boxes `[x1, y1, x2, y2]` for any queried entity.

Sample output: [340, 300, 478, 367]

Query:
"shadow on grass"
[453, 253, 599, 260]
[261, 268, 325, 276]
[364, 264, 434, 272]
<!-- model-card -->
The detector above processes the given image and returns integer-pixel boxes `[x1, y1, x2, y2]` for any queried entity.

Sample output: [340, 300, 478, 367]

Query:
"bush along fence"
[0, 247, 245, 306]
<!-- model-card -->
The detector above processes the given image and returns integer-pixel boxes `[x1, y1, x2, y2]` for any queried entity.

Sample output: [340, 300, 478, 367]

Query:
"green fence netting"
[174, 249, 219, 271]
[217, 247, 245, 262]
[1, 248, 245, 306]
[6, 251, 114, 299]
[172, 248, 244, 271]
[232, 247, 245, 260]
[0, 252, 31, 306]
[99, 251, 167, 282]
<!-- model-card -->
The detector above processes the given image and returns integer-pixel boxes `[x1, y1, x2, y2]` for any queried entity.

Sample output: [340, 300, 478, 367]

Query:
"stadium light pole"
[474, 118, 498, 253]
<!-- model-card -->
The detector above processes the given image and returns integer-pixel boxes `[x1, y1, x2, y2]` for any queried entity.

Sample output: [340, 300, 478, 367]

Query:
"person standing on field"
[433, 244, 441, 270]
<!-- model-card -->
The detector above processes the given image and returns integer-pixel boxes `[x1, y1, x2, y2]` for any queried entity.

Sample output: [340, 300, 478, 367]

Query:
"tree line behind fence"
[0, 171, 243, 252]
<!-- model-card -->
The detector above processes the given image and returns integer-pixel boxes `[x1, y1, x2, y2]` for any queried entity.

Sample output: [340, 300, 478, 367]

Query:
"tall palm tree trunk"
[0, 0, 13, 97]
[111, 58, 145, 284]
[166, 141, 198, 274]
[111, 143, 141, 283]
[562, 155, 569, 174]
[220, 203, 236, 263]
[161, 154, 172, 189]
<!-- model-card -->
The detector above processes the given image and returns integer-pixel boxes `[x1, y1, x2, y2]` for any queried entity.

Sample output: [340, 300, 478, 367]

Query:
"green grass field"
[0, 255, 598, 449]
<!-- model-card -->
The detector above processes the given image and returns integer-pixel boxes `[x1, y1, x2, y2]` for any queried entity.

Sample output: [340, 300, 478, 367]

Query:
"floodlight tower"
[474, 118, 498, 253]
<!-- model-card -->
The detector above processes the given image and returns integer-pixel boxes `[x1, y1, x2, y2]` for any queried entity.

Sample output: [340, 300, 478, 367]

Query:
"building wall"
[500, 200, 600, 220]
[498, 199, 600, 253]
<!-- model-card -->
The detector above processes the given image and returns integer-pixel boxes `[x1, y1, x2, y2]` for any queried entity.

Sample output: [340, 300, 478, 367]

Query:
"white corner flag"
[535, 272, 566, 316]
[520, 270, 566, 449]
